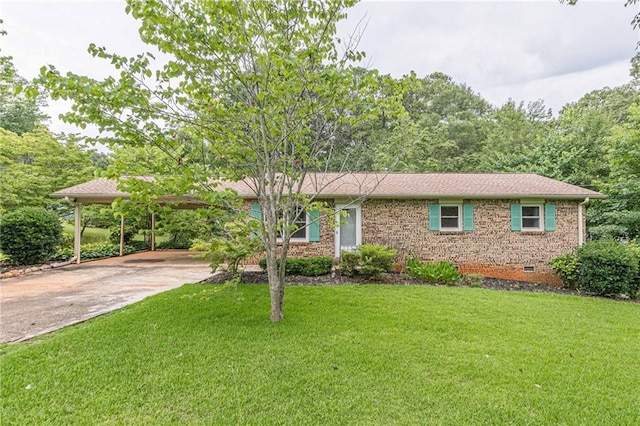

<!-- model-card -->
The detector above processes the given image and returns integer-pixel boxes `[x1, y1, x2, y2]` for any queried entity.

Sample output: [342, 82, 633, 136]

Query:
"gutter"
[578, 198, 589, 246]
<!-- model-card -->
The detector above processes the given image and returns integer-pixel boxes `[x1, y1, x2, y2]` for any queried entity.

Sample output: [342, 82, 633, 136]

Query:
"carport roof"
[52, 173, 604, 203]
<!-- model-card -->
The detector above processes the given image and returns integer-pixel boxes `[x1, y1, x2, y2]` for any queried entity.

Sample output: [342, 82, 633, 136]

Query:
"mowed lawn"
[1, 284, 639, 425]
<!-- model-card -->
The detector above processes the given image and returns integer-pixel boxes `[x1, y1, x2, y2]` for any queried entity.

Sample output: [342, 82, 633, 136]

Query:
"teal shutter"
[545, 203, 556, 232]
[308, 210, 320, 242]
[511, 204, 521, 231]
[250, 203, 262, 220]
[429, 204, 440, 231]
[463, 204, 474, 231]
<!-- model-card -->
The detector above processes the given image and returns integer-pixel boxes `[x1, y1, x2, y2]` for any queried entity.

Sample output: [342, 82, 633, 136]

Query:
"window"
[511, 203, 553, 232]
[282, 206, 308, 241]
[429, 203, 474, 232]
[521, 205, 542, 231]
[250, 203, 321, 242]
[440, 205, 461, 230]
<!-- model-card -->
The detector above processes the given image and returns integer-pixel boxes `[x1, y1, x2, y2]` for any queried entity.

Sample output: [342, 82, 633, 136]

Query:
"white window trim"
[440, 204, 462, 232]
[277, 209, 309, 243]
[521, 204, 544, 231]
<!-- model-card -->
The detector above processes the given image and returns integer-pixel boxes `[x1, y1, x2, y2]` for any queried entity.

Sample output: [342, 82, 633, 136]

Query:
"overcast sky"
[1, 0, 638, 136]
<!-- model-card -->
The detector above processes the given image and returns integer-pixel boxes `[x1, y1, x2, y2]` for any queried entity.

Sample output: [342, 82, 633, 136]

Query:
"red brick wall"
[361, 199, 578, 285]
[244, 198, 581, 285]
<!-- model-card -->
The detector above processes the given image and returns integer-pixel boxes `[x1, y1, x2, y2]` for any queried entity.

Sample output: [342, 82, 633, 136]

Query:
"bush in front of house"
[0, 207, 63, 265]
[576, 240, 639, 297]
[459, 273, 484, 287]
[552, 241, 640, 297]
[630, 242, 640, 291]
[339, 244, 397, 280]
[258, 256, 334, 276]
[549, 253, 580, 289]
[406, 258, 460, 285]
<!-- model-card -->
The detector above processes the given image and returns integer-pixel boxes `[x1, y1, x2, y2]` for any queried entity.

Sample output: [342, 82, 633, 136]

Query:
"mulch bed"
[205, 270, 581, 295]
[204, 271, 640, 303]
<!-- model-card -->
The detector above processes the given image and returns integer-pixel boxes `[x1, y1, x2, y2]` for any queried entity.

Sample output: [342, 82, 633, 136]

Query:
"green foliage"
[258, 256, 334, 277]
[0, 55, 48, 135]
[0, 207, 62, 264]
[0, 128, 95, 211]
[459, 273, 484, 288]
[155, 238, 191, 250]
[339, 251, 360, 277]
[549, 253, 580, 289]
[630, 242, 640, 290]
[406, 258, 461, 285]
[51, 241, 148, 262]
[192, 219, 262, 274]
[576, 240, 639, 297]
[339, 244, 397, 279]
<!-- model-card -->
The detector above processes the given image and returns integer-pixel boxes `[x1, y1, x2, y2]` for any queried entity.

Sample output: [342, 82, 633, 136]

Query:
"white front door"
[335, 204, 362, 257]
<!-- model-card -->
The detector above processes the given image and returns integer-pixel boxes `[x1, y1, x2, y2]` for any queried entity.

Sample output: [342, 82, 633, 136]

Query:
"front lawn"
[2, 284, 639, 424]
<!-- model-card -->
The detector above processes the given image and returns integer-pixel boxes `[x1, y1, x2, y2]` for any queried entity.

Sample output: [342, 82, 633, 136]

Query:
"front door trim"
[335, 203, 362, 257]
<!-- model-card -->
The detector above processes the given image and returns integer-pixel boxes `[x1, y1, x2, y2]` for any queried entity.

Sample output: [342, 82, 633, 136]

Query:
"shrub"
[51, 241, 148, 262]
[193, 219, 263, 273]
[357, 244, 397, 279]
[0, 207, 63, 265]
[630, 243, 640, 297]
[338, 245, 397, 280]
[108, 225, 138, 244]
[406, 258, 460, 285]
[576, 240, 639, 296]
[338, 252, 360, 277]
[156, 237, 192, 250]
[549, 253, 580, 289]
[258, 256, 333, 276]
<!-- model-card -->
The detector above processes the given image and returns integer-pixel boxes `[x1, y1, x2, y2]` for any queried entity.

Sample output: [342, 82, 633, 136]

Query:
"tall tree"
[0, 128, 94, 211]
[38, 0, 402, 321]
[0, 55, 48, 135]
[376, 72, 491, 172]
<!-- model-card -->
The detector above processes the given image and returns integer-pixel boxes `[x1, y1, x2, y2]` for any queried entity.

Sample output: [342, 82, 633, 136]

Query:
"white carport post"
[151, 211, 156, 251]
[74, 201, 82, 264]
[119, 214, 125, 256]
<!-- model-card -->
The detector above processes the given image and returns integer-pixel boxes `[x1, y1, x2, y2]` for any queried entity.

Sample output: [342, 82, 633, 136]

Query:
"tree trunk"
[264, 215, 285, 322]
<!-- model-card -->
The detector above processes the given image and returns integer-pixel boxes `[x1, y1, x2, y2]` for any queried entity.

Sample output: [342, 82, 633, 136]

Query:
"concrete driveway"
[0, 251, 212, 343]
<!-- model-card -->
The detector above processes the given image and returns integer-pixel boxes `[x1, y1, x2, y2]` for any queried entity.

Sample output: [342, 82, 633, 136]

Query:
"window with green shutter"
[308, 210, 320, 242]
[250, 203, 262, 220]
[463, 204, 474, 231]
[512, 203, 553, 232]
[429, 204, 472, 231]
[511, 204, 522, 231]
[429, 204, 440, 231]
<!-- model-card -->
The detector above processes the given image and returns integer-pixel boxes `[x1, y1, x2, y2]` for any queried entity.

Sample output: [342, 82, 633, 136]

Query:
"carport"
[52, 177, 207, 264]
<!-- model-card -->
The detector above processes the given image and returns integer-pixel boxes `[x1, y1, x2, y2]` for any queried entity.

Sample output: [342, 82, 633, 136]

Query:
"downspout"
[578, 198, 589, 246]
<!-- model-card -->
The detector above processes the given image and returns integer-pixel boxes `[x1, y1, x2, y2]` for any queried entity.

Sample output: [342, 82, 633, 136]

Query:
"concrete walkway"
[0, 251, 212, 343]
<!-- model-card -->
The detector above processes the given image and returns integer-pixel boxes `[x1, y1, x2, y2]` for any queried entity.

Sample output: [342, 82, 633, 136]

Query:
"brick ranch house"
[54, 173, 604, 284]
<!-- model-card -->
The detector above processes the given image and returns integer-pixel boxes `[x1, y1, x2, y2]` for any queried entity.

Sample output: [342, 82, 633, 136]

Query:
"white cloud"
[480, 58, 634, 114]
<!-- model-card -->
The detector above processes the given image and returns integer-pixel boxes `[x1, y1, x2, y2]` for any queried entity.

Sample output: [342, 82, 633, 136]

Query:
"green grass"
[2, 285, 639, 425]
[62, 223, 110, 244]
[62, 223, 169, 245]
